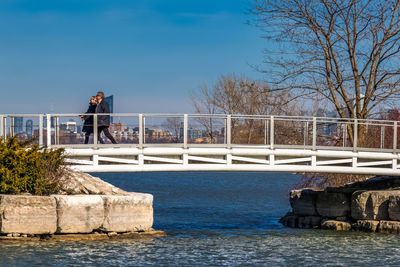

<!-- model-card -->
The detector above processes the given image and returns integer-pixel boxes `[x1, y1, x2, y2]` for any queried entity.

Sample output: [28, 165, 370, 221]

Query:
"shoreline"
[0, 230, 166, 242]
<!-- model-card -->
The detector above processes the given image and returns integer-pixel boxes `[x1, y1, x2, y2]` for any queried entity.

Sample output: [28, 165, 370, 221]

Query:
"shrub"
[0, 137, 65, 195]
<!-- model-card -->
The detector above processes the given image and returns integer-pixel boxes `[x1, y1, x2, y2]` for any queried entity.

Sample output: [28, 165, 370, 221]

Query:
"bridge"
[1, 113, 400, 175]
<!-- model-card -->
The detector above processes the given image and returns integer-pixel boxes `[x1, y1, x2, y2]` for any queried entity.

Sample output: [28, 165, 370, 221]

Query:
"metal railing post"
[55, 116, 60, 145]
[183, 114, 188, 149]
[46, 114, 51, 147]
[138, 114, 143, 147]
[39, 115, 43, 146]
[312, 117, 316, 150]
[264, 119, 268, 145]
[226, 115, 231, 148]
[93, 114, 98, 145]
[394, 121, 397, 151]
[353, 119, 358, 151]
[304, 121, 309, 146]
[0, 115, 4, 141]
[4, 117, 7, 140]
[270, 116, 274, 149]
[10, 116, 14, 137]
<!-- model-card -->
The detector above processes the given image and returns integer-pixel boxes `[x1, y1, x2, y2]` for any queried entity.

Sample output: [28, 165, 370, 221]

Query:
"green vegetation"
[0, 137, 65, 195]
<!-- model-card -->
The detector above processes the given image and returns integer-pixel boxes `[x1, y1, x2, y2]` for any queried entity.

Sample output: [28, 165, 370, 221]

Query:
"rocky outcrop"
[57, 169, 129, 195]
[280, 176, 400, 234]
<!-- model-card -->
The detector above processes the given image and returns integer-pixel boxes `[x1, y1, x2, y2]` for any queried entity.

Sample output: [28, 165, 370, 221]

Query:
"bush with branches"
[0, 137, 65, 195]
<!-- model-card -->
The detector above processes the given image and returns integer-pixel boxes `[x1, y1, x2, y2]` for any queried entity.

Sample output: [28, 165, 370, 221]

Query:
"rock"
[0, 195, 57, 235]
[378, 220, 400, 234]
[388, 195, 400, 221]
[316, 192, 350, 218]
[53, 195, 104, 233]
[352, 220, 379, 232]
[351, 190, 400, 220]
[101, 193, 153, 233]
[279, 212, 298, 228]
[107, 232, 118, 237]
[321, 220, 351, 231]
[58, 169, 130, 196]
[298, 216, 322, 229]
[290, 189, 320, 216]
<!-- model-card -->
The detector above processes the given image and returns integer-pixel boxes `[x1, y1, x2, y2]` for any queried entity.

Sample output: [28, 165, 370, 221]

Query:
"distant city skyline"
[0, 0, 266, 115]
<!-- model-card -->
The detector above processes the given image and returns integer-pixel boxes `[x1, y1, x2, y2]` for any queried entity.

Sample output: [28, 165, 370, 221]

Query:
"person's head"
[96, 91, 104, 102]
[90, 96, 96, 104]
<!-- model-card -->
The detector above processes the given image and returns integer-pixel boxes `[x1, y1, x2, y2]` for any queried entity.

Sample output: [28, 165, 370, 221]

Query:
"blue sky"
[0, 0, 266, 114]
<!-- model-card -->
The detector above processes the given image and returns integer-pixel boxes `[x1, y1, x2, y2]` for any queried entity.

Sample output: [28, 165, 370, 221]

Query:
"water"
[0, 172, 400, 266]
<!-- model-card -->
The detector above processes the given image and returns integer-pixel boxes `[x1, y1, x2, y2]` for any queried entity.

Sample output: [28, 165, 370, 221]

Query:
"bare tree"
[191, 74, 300, 143]
[162, 117, 183, 143]
[250, 0, 400, 144]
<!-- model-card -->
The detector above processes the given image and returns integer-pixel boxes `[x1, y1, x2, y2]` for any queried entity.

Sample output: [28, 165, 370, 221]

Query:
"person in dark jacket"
[95, 91, 117, 144]
[80, 96, 97, 144]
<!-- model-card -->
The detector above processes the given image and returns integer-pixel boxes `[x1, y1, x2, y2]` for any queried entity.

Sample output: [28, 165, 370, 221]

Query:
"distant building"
[60, 121, 77, 133]
[14, 117, 23, 134]
[26, 120, 33, 137]
[43, 116, 55, 129]
[104, 95, 114, 123]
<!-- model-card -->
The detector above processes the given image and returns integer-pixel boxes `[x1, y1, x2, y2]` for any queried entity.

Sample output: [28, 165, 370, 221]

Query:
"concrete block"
[53, 195, 104, 233]
[316, 192, 350, 218]
[388, 195, 400, 221]
[351, 190, 400, 220]
[0, 195, 57, 234]
[101, 193, 153, 232]
[290, 189, 319, 216]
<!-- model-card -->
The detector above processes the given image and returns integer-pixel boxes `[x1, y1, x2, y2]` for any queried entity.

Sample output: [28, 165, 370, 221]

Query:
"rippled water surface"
[1, 172, 399, 266]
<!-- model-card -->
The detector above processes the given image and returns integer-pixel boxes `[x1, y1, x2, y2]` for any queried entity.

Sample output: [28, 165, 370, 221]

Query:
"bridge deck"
[2, 113, 400, 175]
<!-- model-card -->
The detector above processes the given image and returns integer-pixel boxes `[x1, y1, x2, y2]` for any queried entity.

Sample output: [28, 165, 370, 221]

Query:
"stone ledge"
[0, 193, 154, 235]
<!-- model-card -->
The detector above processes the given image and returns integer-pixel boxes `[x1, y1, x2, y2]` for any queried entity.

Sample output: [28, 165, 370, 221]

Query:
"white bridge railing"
[1, 113, 400, 175]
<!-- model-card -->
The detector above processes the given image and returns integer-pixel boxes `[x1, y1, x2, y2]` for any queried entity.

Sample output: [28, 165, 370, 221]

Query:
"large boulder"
[53, 195, 104, 233]
[0, 195, 56, 234]
[290, 189, 320, 216]
[316, 192, 350, 218]
[351, 190, 400, 220]
[101, 193, 153, 233]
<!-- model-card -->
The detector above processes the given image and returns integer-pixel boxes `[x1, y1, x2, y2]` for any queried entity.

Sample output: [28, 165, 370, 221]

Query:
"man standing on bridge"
[95, 91, 117, 144]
